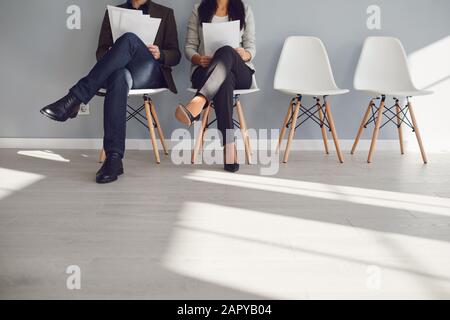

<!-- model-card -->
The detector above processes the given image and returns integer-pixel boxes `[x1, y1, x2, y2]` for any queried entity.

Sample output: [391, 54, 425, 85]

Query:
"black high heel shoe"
[175, 96, 210, 127]
[223, 145, 239, 173]
[224, 163, 240, 173]
[175, 104, 201, 127]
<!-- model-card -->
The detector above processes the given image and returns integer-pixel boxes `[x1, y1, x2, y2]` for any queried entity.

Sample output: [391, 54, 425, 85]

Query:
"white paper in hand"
[107, 5, 142, 42]
[203, 21, 240, 56]
[119, 15, 161, 45]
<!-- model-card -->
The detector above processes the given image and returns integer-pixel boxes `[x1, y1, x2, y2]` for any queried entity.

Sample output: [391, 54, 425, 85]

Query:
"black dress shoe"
[96, 152, 124, 184]
[40, 93, 81, 122]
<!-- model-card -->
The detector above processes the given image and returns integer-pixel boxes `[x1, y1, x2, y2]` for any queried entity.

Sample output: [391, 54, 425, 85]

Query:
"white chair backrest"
[354, 37, 417, 92]
[274, 36, 340, 92]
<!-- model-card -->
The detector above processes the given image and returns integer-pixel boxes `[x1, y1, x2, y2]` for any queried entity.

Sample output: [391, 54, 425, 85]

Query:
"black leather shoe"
[96, 152, 124, 184]
[40, 93, 81, 122]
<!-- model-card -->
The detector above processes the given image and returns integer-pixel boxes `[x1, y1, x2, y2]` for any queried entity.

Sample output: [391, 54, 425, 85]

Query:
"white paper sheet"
[119, 15, 161, 45]
[107, 5, 161, 45]
[203, 21, 241, 56]
[107, 6, 142, 43]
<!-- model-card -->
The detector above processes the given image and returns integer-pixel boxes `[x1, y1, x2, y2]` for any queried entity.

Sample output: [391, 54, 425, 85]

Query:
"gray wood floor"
[1, 149, 450, 299]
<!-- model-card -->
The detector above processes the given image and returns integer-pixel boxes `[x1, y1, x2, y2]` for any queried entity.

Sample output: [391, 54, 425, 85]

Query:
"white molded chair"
[275, 36, 349, 163]
[188, 75, 259, 165]
[351, 37, 433, 164]
[98, 88, 169, 164]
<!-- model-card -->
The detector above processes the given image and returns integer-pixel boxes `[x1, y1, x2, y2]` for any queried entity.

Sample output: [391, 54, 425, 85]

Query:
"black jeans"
[70, 33, 166, 158]
[192, 46, 254, 145]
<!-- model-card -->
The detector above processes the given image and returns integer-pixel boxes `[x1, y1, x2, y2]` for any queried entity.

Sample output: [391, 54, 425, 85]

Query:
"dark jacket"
[96, 1, 181, 93]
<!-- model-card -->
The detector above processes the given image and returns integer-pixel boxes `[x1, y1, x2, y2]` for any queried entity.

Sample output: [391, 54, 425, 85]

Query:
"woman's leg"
[197, 46, 252, 101]
[183, 46, 254, 118]
[189, 46, 253, 165]
[213, 68, 252, 165]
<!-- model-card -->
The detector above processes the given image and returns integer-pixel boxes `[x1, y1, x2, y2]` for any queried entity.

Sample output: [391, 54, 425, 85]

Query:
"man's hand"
[192, 54, 212, 68]
[235, 48, 251, 62]
[148, 45, 161, 60]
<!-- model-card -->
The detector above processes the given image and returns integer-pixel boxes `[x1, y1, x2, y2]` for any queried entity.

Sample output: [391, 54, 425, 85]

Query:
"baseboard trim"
[0, 138, 421, 152]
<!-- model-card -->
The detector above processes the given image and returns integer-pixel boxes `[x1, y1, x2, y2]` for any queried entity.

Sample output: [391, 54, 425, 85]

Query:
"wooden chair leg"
[277, 99, 294, 153]
[395, 102, 405, 155]
[150, 101, 169, 156]
[367, 96, 386, 163]
[144, 100, 160, 164]
[200, 109, 210, 153]
[324, 98, 344, 164]
[351, 100, 374, 155]
[317, 100, 329, 155]
[99, 149, 106, 163]
[407, 100, 428, 164]
[283, 98, 302, 163]
[192, 105, 211, 164]
[236, 100, 252, 165]
[239, 108, 253, 156]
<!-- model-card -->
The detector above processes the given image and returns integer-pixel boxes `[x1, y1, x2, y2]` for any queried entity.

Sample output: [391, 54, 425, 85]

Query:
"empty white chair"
[188, 75, 259, 165]
[351, 37, 432, 163]
[98, 88, 169, 164]
[275, 36, 349, 163]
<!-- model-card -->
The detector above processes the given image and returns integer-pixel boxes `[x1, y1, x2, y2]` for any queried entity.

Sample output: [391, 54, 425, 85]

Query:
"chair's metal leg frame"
[191, 94, 253, 165]
[99, 94, 169, 164]
[352, 95, 428, 164]
[279, 95, 343, 163]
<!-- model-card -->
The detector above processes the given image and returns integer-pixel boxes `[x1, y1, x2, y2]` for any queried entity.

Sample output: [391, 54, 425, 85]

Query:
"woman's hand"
[235, 48, 251, 62]
[148, 45, 161, 60]
[192, 54, 212, 68]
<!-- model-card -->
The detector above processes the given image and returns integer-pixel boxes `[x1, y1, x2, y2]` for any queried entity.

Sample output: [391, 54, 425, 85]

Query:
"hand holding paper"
[202, 21, 240, 56]
[148, 45, 161, 60]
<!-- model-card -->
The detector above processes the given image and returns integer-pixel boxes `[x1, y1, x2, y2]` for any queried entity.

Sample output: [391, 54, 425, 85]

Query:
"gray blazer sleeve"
[185, 6, 200, 62]
[243, 5, 256, 61]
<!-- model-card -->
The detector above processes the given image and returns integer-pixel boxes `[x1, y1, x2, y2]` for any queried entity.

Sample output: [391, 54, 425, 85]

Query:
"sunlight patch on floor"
[163, 202, 450, 299]
[0, 168, 45, 201]
[184, 170, 450, 216]
[17, 150, 70, 162]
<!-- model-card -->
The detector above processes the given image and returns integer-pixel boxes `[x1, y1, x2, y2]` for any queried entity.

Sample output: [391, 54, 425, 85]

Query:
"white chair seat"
[363, 89, 433, 97]
[98, 88, 169, 96]
[277, 88, 349, 97]
[187, 87, 260, 95]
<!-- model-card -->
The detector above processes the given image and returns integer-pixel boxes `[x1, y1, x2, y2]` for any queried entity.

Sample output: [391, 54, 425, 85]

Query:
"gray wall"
[0, 0, 449, 140]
